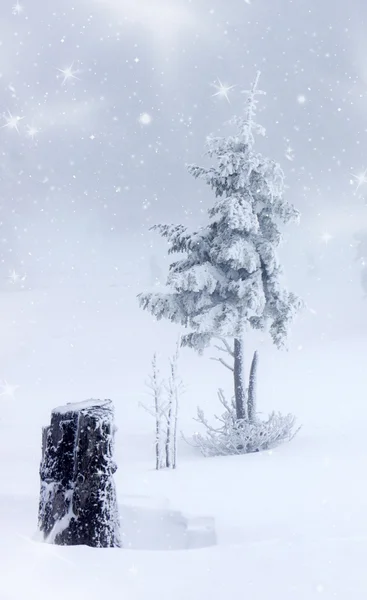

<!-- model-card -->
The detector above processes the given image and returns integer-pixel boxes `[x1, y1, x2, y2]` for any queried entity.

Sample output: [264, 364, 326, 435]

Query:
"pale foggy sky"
[0, 0, 366, 333]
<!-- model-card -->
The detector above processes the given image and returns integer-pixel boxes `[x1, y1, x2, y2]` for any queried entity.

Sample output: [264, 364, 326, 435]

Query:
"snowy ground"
[1, 282, 367, 599]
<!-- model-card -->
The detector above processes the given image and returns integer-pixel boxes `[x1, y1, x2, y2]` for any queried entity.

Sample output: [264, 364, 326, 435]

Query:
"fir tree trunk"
[233, 337, 246, 421]
[247, 350, 258, 423]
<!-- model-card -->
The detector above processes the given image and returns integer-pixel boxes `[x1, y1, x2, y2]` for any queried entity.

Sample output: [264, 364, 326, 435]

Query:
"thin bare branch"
[139, 402, 157, 419]
[217, 389, 233, 413]
[210, 357, 234, 372]
[213, 344, 229, 354]
[213, 337, 234, 357]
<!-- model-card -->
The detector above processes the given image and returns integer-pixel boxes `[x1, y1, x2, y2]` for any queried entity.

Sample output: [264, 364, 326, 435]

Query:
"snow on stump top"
[51, 398, 112, 416]
[39, 399, 121, 548]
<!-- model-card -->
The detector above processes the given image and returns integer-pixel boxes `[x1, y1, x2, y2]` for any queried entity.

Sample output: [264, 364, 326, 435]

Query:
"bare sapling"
[141, 343, 184, 469]
[165, 340, 184, 469]
[140, 353, 166, 470]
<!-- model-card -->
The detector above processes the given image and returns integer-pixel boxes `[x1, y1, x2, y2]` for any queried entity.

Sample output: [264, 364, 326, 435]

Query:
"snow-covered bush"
[191, 389, 299, 457]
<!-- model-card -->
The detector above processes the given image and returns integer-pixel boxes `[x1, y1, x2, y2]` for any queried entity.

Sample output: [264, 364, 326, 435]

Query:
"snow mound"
[120, 496, 216, 550]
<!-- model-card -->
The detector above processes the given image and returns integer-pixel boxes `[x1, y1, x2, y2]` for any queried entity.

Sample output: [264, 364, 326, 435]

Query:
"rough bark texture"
[247, 350, 259, 423]
[38, 399, 121, 548]
[234, 338, 246, 421]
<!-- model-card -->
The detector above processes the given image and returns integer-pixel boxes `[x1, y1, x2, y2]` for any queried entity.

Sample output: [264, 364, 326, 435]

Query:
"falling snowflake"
[139, 112, 152, 125]
[285, 145, 295, 161]
[26, 125, 39, 139]
[2, 111, 24, 133]
[8, 269, 26, 284]
[211, 78, 236, 103]
[142, 199, 151, 210]
[351, 169, 367, 192]
[57, 63, 80, 85]
[320, 232, 333, 244]
[297, 95, 306, 104]
[0, 380, 19, 398]
[12, 2, 23, 15]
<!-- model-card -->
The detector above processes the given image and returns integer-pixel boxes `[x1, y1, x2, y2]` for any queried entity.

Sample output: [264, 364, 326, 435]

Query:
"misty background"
[0, 0, 366, 437]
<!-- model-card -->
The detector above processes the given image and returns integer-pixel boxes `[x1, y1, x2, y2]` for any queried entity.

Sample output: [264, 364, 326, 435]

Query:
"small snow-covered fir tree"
[139, 72, 301, 424]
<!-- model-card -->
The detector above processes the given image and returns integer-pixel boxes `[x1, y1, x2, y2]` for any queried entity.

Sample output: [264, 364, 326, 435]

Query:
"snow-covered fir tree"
[139, 72, 302, 422]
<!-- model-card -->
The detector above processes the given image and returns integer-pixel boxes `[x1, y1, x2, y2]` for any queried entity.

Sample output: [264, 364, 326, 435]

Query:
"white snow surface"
[0, 282, 367, 599]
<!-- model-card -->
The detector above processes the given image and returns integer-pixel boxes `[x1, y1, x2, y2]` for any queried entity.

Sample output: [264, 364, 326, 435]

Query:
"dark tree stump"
[38, 399, 121, 548]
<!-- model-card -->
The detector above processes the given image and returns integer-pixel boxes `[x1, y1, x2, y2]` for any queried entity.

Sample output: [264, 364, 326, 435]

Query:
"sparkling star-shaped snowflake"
[351, 169, 367, 193]
[321, 232, 333, 244]
[57, 63, 80, 85]
[211, 78, 236, 103]
[0, 380, 19, 398]
[26, 125, 39, 139]
[2, 111, 24, 133]
[12, 2, 23, 15]
[8, 269, 26, 284]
